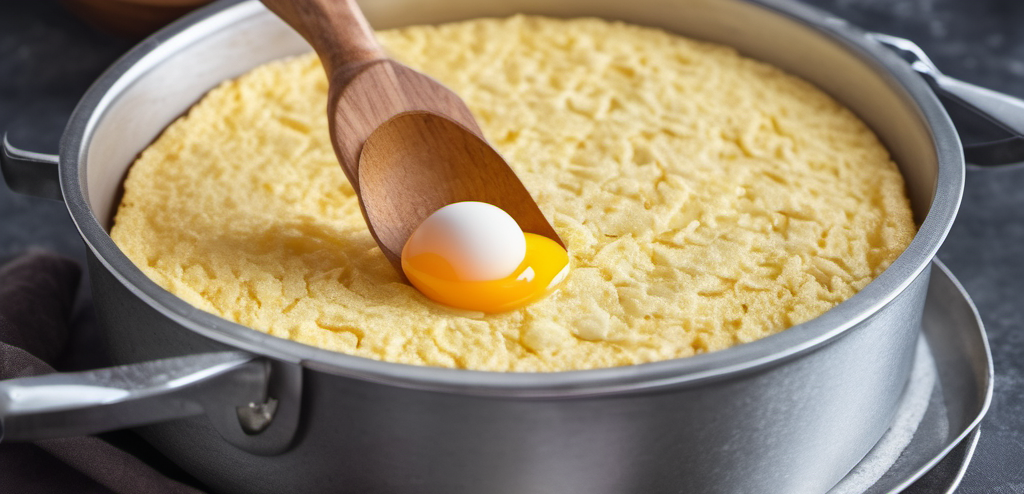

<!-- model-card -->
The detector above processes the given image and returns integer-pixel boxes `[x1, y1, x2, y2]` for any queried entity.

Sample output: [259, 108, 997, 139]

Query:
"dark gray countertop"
[1, 1, 1022, 492]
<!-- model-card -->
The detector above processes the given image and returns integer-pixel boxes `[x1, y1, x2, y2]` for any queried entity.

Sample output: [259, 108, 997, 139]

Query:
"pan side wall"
[89, 252, 927, 494]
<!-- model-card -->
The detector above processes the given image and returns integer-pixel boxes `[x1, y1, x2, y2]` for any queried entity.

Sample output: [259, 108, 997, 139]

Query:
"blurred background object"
[61, 0, 213, 38]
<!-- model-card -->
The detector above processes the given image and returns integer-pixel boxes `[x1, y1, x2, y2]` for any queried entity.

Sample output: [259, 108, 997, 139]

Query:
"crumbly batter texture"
[111, 16, 915, 372]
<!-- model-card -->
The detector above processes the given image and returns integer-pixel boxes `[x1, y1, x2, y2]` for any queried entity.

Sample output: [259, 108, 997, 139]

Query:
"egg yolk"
[402, 232, 569, 313]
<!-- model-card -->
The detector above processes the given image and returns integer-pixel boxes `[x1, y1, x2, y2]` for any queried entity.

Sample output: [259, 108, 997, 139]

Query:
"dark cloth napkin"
[0, 251, 205, 494]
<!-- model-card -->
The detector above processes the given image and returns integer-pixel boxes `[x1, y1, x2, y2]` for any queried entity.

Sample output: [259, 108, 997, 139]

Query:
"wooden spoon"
[260, 0, 563, 273]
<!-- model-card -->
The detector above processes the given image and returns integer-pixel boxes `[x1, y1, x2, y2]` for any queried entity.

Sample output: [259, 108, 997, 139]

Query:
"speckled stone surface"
[1, 1, 1022, 492]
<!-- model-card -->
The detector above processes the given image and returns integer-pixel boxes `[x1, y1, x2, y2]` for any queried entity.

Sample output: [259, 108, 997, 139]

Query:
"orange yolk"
[402, 233, 569, 313]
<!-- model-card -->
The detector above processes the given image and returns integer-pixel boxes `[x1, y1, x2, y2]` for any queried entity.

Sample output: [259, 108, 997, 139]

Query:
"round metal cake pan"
[0, 0, 1019, 492]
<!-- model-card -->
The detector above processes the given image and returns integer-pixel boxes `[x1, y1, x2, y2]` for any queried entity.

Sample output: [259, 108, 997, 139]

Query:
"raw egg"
[401, 201, 569, 313]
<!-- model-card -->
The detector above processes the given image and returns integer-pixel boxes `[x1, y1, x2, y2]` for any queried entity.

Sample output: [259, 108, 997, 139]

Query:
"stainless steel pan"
[1, 0, 1021, 492]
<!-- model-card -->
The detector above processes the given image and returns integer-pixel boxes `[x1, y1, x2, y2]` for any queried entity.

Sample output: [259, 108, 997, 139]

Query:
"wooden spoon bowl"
[360, 112, 562, 265]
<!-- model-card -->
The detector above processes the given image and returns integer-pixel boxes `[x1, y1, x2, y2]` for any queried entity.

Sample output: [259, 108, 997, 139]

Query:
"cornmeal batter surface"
[111, 16, 915, 372]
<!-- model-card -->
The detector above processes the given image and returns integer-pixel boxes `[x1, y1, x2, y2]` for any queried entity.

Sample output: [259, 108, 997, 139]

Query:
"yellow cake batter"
[111, 16, 916, 372]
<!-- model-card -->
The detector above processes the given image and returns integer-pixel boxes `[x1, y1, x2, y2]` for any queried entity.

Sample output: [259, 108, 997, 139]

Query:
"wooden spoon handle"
[260, 0, 385, 75]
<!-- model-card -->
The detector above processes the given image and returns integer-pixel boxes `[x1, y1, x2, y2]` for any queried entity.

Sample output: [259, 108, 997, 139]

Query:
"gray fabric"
[0, 252, 204, 494]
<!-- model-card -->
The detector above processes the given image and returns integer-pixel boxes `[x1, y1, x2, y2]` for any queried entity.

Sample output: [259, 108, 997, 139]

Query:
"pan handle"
[1, 133, 62, 200]
[870, 33, 1024, 166]
[0, 351, 277, 442]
